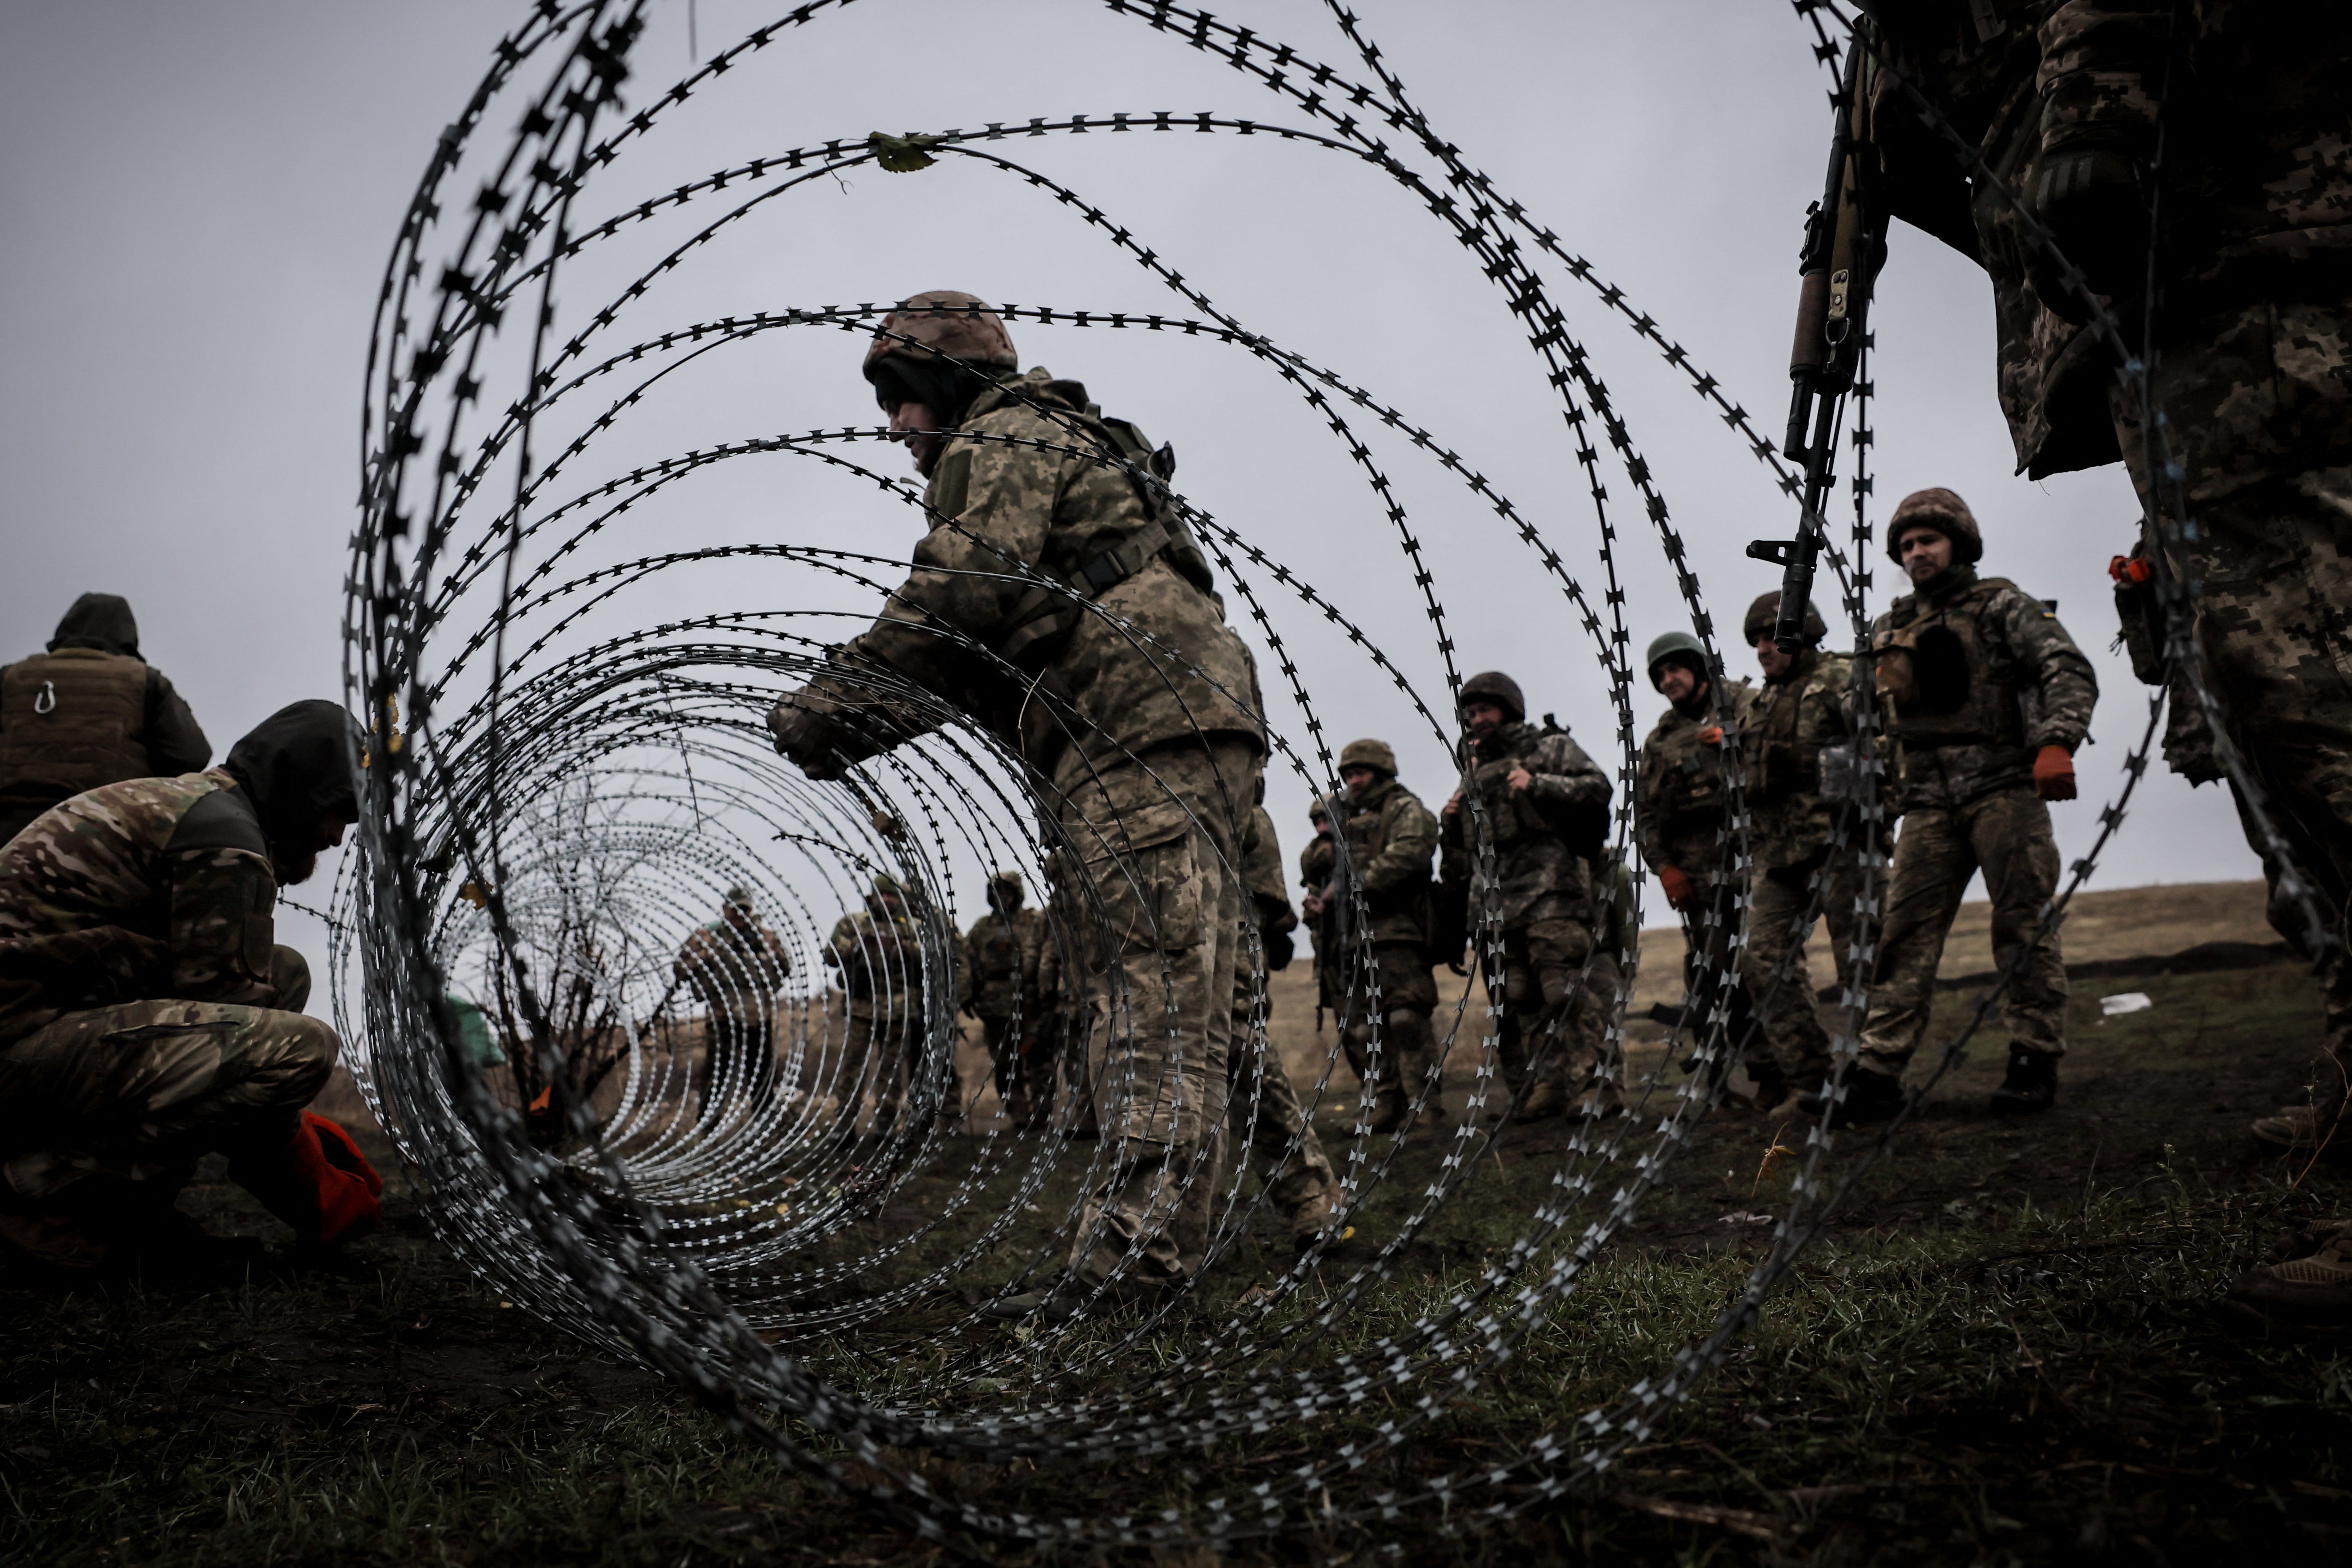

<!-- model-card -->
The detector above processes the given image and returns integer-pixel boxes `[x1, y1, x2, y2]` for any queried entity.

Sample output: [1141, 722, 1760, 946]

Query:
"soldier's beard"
[272, 843, 322, 886]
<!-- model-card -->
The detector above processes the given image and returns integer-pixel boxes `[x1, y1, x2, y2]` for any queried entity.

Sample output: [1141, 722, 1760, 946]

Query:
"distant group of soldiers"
[1638, 488, 2097, 1126]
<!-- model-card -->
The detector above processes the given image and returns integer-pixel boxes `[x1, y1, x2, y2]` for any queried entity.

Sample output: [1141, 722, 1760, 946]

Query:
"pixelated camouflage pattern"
[1742, 851, 1862, 1086]
[1332, 773, 1438, 946]
[1634, 684, 1751, 879]
[1860, 786, 2069, 1072]
[675, 913, 790, 1024]
[1444, 719, 1612, 927]
[1742, 646, 1860, 872]
[0, 770, 274, 1046]
[1869, 566, 2097, 814]
[783, 369, 1263, 790]
[826, 907, 919, 1005]
[961, 904, 1045, 1020]
[1239, 806, 1294, 931]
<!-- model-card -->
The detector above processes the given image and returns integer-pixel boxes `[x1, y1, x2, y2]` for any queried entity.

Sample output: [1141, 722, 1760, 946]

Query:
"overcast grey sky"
[0, 0, 2259, 957]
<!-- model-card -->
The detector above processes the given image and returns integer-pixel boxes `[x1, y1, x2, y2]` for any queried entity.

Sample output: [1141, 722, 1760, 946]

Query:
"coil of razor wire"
[317, 0, 2241, 1548]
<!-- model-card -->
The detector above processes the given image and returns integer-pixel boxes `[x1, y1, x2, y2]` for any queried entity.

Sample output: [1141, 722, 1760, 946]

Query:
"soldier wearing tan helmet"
[1302, 738, 1440, 1134]
[1806, 488, 2097, 1128]
[1439, 672, 1620, 1121]
[1735, 592, 1861, 1113]
[768, 292, 1265, 1322]
[960, 871, 1050, 1129]
[1634, 631, 1761, 1102]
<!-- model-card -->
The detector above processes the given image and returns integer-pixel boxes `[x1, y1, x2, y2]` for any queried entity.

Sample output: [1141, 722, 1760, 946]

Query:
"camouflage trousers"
[1485, 912, 1621, 1098]
[1682, 874, 1761, 1076]
[0, 945, 337, 1216]
[702, 1006, 781, 1119]
[841, 997, 925, 1129]
[975, 1011, 1051, 1117]
[2112, 296, 2352, 1064]
[1175, 947, 1339, 1254]
[1056, 738, 1259, 1289]
[1740, 849, 1863, 1085]
[1858, 787, 2066, 1073]
[1330, 939, 1440, 1104]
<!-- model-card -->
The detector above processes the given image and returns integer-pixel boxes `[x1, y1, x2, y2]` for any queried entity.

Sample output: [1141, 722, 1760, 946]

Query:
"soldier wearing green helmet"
[1634, 630, 1764, 1101]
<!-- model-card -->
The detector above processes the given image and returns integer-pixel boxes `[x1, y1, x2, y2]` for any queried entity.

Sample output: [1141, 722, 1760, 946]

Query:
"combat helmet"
[987, 869, 1025, 908]
[1743, 592, 1827, 645]
[869, 871, 906, 907]
[863, 291, 1018, 390]
[1338, 738, 1398, 777]
[1457, 671, 1525, 723]
[1307, 794, 1334, 827]
[1885, 487, 1983, 565]
[1643, 631, 1711, 691]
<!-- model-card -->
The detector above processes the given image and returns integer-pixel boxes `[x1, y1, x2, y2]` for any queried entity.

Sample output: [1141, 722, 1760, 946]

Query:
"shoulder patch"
[165, 786, 267, 858]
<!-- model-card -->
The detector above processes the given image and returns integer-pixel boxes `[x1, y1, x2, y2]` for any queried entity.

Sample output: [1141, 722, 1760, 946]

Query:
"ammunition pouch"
[2110, 550, 2165, 687]
[1873, 579, 2028, 750]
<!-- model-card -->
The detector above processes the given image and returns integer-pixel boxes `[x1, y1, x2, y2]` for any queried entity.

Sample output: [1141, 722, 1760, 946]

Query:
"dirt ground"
[7, 879, 2350, 1565]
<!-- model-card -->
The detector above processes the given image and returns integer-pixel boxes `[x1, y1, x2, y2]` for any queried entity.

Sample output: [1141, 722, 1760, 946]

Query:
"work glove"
[767, 693, 854, 781]
[1262, 923, 1295, 973]
[2033, 745, 2078, 802]
[228, 1112, 386, 1248]
[1657, 865, 1699, 911]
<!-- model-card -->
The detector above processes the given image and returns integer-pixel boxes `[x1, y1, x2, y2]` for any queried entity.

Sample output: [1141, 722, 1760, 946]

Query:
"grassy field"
[7, 885, 2351, 1565]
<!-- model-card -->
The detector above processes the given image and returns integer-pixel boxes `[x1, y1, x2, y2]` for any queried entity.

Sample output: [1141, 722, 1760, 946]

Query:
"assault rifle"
[1747, 33, 1882, 653]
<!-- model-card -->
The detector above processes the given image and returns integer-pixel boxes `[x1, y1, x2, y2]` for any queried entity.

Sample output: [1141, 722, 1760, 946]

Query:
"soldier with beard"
[768, 293, 1264, 1319]
[1440, 672, 1615, 1121]
[0, 594, 211, 844]
[0, 699, 378, 1268]
[1847, 0, 2352, 1324]
[1303, 739, 1440, 1134]
[1736, 593, 1864, 1114]
[1634, 633, 1764, 1101]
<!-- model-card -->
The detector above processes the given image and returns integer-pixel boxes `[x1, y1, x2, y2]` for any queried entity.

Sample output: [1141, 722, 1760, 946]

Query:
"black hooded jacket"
[223, 700, 362, 852]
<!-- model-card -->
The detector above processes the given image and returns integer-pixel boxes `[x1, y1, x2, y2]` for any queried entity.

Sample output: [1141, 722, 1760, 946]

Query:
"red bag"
[233, 1113, 385, 1246]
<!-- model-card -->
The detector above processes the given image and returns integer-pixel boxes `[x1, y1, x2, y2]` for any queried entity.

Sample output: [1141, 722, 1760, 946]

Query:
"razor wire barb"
[323, 0, 2231, 1548]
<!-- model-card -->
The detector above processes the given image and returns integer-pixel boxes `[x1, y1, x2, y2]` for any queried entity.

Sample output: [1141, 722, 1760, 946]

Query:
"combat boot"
[1795, 1066, 1904, 1129]
[1287, 1184, 1343, 1255]
[1746, 1063, 1792, 1116]
[1573, 1082, 1626, 1120]
[1365, 1088, 1412, 1136]
[1511, 1079, 1570, 1123]
[2225, 1220, 2352, 1327]
[1988, 1048, 2059, 1116]
[2251, 1100, 2352, 1161]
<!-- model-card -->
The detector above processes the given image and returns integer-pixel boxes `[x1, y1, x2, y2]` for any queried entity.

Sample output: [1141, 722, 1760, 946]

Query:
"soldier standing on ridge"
[961, 870, 1049, 1129]
[1737, 593, 1864, 1115]
[767, 292, 1264, 1320]
[1634, 632, 1764, 1100]
[1440, 671, 1614, 1121]
[674, 887, 792, 1123]
[1807, 489, 2096, 1127]
[1302, 739, 1440, 1134]
[0, 594, 211, 844]
[0, 700, 379, 1268]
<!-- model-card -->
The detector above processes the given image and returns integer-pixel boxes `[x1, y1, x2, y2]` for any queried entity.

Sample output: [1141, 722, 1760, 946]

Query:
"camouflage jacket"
[1440, 720, 1612, 927]
[1634, 681, 1752, 879]
[1867, 2, 2352, 480]
[674, 917, 790, 1019]
[1241, 806, 1298, 934]
[960, 905, 1045, 1020]
[792, 369, 1264, 793]
[1322, 775, 1437, 947]
[0, 769, 275, 1045]
[826, 908, 920, 1007]
[1868, 565, 2098, 813]
[1742, 649, 1859, 872]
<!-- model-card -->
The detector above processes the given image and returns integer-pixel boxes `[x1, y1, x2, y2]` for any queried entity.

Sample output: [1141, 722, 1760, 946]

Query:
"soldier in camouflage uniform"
[1300, 795, 1339, 1028]
[0, 700, 377, 1266]
[1302, 739, 1441, 1134]
[768, 293, 1264, 1317]
[825, 875, 928, 1133]
[1806, 491, 2096, 1125]
[674, 887, 791, 1122]
[1440, 672, 1616, 1121]
[960, 870, 1049, 1128]
[1634, 632, 1763, 1098]
[1854, 2, 2352, 1315]
[1736, 593, 1864, 1112]
[0, 594, 211, 844]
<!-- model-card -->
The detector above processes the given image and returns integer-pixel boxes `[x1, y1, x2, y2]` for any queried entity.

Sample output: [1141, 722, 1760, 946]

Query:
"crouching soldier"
[1303, 739, 1440, 1134]
[1636, 632, 1762, 1095]
[0, 700, 378, 1268]
[962, 871, 1049, 1129]
[1738, 593, 1865, 1114]
[1811, 489, 2096, 1125]
[1441, 672, 1615, 1121]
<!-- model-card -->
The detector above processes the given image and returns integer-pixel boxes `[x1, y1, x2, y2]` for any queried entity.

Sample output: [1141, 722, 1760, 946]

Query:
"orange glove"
[2033, 744, 2077, 801]
[1658, 866, 1698, 911]
[1697, 726, 1724, 747]
[231, 1112, 385, 1247]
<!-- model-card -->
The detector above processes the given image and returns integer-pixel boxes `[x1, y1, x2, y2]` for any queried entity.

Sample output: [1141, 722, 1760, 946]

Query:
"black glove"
[2026, 145, 2148, 326]
[767, 697, 851, 781]
[1262, 923, 1295, 972]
